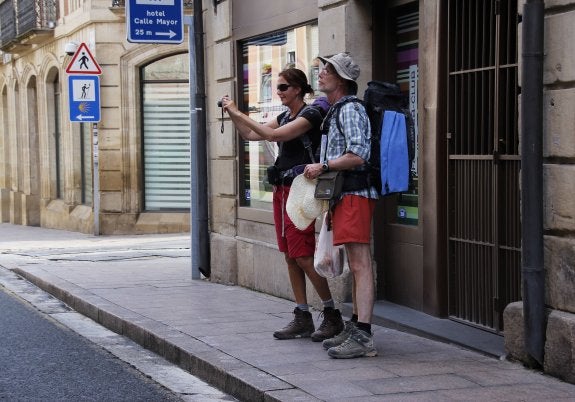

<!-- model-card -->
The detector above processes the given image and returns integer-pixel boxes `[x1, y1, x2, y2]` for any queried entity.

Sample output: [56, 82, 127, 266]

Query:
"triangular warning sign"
[66, 43, 102, 75]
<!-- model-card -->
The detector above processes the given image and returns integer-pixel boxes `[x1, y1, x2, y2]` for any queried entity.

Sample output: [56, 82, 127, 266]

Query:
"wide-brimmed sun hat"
[286, 174, 328, 230]
[318, 52, 360, 82]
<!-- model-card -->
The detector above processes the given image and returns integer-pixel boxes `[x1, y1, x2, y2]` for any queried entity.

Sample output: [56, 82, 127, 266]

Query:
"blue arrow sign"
[69, 75, 101, 123]
[127, 0, 183, 44]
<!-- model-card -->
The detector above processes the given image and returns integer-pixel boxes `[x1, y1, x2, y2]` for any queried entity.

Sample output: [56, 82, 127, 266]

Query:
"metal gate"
[447, 0, 521, 332]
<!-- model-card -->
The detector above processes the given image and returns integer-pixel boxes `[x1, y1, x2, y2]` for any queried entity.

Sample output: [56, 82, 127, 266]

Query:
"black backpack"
[329, 81, 415, 194]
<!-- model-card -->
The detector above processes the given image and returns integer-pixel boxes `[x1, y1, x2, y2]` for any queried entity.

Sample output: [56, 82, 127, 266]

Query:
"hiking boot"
[327, 327, 378, 359]
[311, 307, 344, 342]
[322, 320, 355, 350]
[273, 308, 315, 340]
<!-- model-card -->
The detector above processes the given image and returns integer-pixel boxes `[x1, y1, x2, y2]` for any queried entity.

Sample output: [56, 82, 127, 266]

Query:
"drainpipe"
[521, 0, 545, 366]
[189, 0, 210, 278]
[195, 0, 211, 278]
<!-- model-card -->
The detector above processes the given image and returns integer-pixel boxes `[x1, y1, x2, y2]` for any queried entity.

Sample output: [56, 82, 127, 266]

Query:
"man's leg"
[322, 275, 358, 350]
[345, 243, 374, 323]
[329, 195, 376, 322]
[327, 242, 377, 358]
[326, 195, 377, 357]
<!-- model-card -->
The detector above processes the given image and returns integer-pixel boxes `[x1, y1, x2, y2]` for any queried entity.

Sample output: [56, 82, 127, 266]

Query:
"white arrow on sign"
[156, 30, 177, 38]
[76, 114, 96, 121]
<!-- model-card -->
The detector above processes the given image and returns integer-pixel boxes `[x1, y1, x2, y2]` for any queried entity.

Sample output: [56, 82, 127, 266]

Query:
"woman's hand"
[220, 95, 238, 115]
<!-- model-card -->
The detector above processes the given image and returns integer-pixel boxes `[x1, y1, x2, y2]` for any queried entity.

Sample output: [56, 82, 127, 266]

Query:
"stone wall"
[504, 1, 575, 384]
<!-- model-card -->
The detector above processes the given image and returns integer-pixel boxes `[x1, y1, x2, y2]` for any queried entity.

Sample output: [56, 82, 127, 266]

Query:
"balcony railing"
[0, 0, 58, 53]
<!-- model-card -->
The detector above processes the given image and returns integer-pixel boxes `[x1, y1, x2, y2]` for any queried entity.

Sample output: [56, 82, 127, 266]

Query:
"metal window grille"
[447, 0, 521, 332]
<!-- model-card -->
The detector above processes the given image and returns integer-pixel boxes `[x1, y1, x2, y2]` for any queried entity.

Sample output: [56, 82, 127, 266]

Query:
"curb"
[12, 267, 319, 402]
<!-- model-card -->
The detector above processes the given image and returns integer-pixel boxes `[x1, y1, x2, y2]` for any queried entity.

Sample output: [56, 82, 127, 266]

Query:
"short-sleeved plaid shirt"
[324, 95, 379, 199]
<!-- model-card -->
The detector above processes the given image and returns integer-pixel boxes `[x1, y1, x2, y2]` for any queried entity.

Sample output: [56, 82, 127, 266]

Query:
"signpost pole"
[93, 123, 100, 236]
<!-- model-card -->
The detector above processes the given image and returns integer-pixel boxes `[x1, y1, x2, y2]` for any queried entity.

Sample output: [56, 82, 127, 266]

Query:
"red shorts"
[332, 195, 376, 245]
[273, 185, 316, 258]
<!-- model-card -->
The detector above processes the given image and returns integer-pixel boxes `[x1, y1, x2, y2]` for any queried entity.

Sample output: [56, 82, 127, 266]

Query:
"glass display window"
[239, 23, 319, 210]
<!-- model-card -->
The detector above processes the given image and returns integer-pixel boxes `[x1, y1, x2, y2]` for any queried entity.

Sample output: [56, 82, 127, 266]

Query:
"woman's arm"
[221, 96, 313, 142]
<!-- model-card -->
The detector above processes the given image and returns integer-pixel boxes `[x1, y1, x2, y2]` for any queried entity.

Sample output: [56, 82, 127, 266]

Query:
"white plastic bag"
[314, 213, 345, 278]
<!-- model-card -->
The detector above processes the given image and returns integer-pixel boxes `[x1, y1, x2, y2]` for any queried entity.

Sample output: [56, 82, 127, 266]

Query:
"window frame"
[139, 52, 191, 212]
[235, 21, 320, 218]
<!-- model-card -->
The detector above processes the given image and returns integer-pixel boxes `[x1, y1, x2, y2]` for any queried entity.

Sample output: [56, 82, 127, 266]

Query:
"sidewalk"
[1, 223, 574, 401]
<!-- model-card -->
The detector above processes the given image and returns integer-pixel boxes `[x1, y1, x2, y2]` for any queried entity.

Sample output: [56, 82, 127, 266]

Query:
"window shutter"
[143, 82, 190, 210]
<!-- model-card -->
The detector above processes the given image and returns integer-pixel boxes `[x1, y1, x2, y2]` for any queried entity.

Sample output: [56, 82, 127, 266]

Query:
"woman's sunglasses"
[276, 84, 291, 92]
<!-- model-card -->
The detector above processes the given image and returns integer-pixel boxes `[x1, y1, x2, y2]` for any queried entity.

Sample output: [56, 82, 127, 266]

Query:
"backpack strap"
[321, 96, 363, 135]
[299, 133, 316, 164]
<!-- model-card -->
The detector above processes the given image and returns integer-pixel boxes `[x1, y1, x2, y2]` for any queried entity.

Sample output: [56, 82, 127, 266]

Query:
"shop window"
[373, 2, 420, 226]
[141, 53, 190, 211]
[239, 23, 319, 210]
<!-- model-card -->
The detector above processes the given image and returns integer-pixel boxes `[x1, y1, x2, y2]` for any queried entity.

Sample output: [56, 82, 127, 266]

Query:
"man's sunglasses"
[276, 84, 291, 92]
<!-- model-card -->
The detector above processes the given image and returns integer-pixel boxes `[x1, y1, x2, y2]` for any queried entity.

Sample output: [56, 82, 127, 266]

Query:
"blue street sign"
[127, 0, 184, 44]
[68, 75, 101, 123]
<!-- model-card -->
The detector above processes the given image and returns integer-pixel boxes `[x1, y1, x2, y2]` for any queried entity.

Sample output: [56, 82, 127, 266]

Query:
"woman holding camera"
[221, 68, 344, 342]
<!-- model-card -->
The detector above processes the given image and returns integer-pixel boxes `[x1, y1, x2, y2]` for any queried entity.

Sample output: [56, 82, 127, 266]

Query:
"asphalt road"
[0, 286, 181, 401]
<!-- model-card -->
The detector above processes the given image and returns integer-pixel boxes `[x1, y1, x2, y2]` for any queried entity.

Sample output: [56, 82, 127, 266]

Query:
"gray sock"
[322, 299, 335, 309]
[297, 304, 309, 312]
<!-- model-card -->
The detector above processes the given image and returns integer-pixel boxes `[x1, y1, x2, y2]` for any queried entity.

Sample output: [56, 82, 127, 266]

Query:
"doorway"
[372, 0, 424, 311]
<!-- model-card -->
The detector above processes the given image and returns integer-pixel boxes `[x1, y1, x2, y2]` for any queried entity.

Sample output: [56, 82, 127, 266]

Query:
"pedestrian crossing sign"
[65, 42, 102, 75]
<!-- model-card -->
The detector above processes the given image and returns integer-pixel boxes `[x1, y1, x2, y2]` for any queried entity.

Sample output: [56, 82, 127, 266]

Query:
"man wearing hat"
[304, 53, 379, 359]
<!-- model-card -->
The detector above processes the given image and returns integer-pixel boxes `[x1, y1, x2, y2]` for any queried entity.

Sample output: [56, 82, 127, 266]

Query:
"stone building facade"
[0, 0, 573, 383]
[0, 0, 191, 235]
